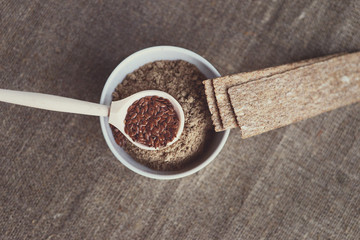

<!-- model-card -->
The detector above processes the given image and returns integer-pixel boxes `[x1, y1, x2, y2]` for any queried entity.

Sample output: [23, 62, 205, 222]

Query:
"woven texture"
[1, 0, 359, 239]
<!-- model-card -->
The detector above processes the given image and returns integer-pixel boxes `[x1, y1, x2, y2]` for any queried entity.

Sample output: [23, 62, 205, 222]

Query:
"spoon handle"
[0, 89, 109, 117]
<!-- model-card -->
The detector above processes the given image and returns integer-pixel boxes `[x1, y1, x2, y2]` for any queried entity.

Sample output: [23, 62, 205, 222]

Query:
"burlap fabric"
[1, 1, 359, 239]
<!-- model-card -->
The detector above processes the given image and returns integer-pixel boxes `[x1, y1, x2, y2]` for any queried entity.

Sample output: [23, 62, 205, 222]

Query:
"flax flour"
[111, 60, 214, 170]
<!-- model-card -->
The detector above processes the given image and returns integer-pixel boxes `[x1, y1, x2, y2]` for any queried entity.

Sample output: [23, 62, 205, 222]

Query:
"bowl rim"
[99, 45, 230, 180]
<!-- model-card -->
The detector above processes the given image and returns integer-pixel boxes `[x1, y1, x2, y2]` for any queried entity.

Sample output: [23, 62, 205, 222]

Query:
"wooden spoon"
[0, 89, 184, 150]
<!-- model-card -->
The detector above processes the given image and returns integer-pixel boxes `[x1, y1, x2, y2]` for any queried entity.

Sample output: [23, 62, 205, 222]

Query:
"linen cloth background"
[1, 0, 359, 239]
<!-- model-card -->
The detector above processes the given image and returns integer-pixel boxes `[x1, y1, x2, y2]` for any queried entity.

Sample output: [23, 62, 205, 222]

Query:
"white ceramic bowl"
[100, 46, 230, 180]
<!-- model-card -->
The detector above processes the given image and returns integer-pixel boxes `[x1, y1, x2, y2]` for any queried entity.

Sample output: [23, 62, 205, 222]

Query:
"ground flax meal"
[111, 60, 214, 170]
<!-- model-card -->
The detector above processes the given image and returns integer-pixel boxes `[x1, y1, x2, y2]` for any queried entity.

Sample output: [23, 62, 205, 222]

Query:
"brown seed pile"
[124, 96, 179, 148]
[111, 60, 214, 171]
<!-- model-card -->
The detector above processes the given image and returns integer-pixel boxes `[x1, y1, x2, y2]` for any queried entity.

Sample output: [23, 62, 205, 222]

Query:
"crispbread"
[228, 52, 360, 139]
[213, 54, 342, 130]
[203, 79, 224, 131]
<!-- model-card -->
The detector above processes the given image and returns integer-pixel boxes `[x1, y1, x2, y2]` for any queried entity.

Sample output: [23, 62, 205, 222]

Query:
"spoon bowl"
[108, 90, 185, 150]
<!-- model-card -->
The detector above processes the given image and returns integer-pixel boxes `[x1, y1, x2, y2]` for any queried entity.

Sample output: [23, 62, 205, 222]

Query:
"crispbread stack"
[203, 52, 360, 138]
[203, 80, 224, 132]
